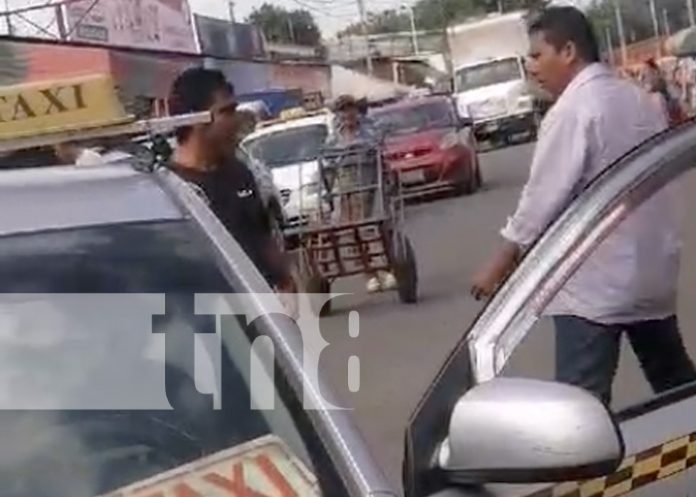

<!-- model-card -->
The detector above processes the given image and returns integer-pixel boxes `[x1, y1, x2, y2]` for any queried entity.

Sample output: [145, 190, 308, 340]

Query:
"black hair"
[168, 66, 234, 144]
[528, 6, 600, 64]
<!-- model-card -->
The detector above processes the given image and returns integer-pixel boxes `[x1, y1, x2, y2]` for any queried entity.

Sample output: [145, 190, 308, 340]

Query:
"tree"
[338, 0, 549, 37]
[247, 3, 322, 46]
[587, 0, 692, 50]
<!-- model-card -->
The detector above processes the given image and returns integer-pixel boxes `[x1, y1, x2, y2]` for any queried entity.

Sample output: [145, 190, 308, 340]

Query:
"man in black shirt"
[168, 67, 294, 291]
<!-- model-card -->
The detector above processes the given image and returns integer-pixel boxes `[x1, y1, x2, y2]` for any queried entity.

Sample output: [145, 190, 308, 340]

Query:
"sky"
[189, 0, 425, 37]
[1, 0, 588, 42]
[189, 0, 589, 38]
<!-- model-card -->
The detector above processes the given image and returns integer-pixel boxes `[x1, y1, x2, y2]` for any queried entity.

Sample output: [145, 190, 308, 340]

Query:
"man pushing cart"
[296, 95, 418, 315]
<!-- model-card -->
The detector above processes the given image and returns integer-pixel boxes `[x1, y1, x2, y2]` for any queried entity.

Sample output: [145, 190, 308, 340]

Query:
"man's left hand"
[471, 242, 521, 301]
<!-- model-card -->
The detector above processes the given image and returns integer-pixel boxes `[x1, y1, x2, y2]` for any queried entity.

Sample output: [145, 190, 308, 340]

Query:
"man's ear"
[562, 41, 578, 64]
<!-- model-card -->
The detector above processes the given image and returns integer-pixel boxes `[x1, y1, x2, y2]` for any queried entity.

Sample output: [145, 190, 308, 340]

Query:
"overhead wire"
[288, 0, 358, 18]
[14, 11, 59, 38]
[64, 0, 100, 37]
[0, 0, 83, 16]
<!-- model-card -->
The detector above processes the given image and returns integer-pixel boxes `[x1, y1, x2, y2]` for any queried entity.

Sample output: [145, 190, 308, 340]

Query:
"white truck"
[448, 11, 546, 146]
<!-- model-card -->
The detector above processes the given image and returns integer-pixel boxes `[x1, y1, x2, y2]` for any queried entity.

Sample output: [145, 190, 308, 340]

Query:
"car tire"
[304, 273, 332, 316]
[474, 163, 483, 190]
[393, 234, 418, 304]
[454, 164, 479, 196]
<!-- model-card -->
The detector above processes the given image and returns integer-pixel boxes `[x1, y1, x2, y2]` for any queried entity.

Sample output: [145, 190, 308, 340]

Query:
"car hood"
[269, 160, 319, 191]
[384, 128, 452, 154]
[455, 79, 527, 118]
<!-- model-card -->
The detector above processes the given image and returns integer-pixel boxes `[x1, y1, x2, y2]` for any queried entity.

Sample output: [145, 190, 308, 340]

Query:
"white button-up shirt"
[501, 63, 681, 324]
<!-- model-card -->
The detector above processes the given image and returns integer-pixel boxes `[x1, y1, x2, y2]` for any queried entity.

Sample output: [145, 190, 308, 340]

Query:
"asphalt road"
[316, 141, 696, 488]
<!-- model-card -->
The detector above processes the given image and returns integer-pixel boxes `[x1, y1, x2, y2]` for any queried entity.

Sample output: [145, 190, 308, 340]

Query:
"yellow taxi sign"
[258, 107, 329, 129]
[279, 106, 309, 120]
[99, 435, 321, 497]
[0, 74, 133, 141]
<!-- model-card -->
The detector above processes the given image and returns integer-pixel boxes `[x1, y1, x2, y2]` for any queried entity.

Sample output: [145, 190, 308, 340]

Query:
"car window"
[372, 101, 457, 135]
[0, 219, 348, 497]
[244, 124, 328, 168]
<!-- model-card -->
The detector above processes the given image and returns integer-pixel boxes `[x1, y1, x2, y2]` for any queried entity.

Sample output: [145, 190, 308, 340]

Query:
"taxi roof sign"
[99, 435, 321, 497]
[0, 74, 133, 141]
[258, 107, 330, 129]
[0, 74, 212, 155]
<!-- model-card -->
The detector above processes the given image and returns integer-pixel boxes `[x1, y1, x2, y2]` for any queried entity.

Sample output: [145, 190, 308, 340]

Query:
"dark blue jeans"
[554, 315, 696, 405]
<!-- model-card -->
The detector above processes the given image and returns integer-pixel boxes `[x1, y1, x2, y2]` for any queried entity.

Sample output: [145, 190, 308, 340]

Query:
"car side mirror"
[437, 378, 624, 484]
[457, 116, 474, 129]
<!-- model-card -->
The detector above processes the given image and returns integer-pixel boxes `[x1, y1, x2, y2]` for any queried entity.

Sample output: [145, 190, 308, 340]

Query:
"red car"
[371, 95, 482, 198]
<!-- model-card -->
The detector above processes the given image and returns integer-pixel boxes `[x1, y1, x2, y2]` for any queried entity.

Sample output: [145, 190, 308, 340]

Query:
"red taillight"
[387, 147, 433, 161]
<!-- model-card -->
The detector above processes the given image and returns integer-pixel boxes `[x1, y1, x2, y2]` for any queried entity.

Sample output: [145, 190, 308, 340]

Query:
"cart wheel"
[393, 236, 418, 304]
[305, 274, 332, 316]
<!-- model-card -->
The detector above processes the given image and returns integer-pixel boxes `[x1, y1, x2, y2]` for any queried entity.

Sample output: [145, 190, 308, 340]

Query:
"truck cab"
[448, 11, 543, 147]
[454, 55, 538, 146]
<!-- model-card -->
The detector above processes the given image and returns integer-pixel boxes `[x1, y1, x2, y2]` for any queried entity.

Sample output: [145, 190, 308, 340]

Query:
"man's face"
[526, 31, 577, 99]
[202, 88, 239, 158]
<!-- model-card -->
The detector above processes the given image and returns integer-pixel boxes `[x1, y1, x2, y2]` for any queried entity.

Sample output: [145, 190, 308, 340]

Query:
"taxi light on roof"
[258, 107, 329, 129]
[0, 74, 133, 141]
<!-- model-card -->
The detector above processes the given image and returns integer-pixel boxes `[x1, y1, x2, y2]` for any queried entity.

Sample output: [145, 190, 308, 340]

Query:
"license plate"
[401, 169, 425, 184]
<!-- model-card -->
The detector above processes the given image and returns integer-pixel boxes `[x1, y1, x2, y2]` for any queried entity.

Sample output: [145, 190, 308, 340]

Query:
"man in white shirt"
[471, 6, 695, 405]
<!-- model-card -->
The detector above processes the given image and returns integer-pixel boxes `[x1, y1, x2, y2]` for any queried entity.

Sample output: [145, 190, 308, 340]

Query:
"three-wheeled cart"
[296, 140, 418, 315]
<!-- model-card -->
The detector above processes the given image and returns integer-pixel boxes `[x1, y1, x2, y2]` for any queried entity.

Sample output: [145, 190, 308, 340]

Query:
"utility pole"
[613, 0, 628, 67]
[228, 1, 236, 23]
[356, 0, 373, 75]
[648, 0, 660, 57]
[605, 26, 615, 67]
[688, 0, 696, 27]
[287, 17, 296, 44]
[497, 0, 503, 13]
[438, 0, 454, 91]
[401, 4, 419, 54]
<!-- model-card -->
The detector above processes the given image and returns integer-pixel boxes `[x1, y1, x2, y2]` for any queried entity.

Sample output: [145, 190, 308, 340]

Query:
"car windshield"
[372, 101, 457, 136]
[456, 57, 523, 92]
[0, 219, 346, 497]
[245, 124, 328, 168]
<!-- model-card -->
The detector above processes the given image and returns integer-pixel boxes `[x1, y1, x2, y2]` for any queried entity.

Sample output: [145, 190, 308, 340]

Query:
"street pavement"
[316, 141, 696, 488]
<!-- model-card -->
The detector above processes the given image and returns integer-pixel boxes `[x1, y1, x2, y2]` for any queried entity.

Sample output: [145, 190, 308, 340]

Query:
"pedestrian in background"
[168, 67, 295, 294]
[641, 58, 687, 126]
[471, 6, 696, 405]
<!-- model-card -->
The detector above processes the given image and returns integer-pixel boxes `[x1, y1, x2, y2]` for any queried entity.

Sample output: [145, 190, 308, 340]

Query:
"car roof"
[372, 95, 453, 113]
[0, 160, 182, 237]
[245, 114, 329, 141]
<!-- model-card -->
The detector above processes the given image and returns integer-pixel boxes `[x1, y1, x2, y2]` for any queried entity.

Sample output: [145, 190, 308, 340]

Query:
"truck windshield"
[456, 57, 523, 92]
[0, 219, 347, 497]
[245, 124, 328, 168]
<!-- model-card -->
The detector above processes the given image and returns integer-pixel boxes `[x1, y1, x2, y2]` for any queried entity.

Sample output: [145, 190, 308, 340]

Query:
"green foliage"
[247, 3, 322, 46]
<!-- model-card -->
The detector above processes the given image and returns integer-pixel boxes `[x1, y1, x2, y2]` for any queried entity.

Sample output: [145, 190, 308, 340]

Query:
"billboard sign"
[195, 15, 266, 59]
[64, 0, 199, 54]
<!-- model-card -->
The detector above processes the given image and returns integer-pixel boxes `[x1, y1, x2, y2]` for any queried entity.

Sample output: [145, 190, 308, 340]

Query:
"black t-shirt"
[173, 157, 282, 286]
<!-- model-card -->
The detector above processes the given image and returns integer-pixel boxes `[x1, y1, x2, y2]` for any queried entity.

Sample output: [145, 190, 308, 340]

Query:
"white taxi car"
[242, 111, 331, 242]
[3, 74, 696, 497]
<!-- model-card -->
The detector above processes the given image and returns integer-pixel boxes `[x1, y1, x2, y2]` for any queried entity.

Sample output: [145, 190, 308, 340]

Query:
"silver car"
[1, 119, 696, 497]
